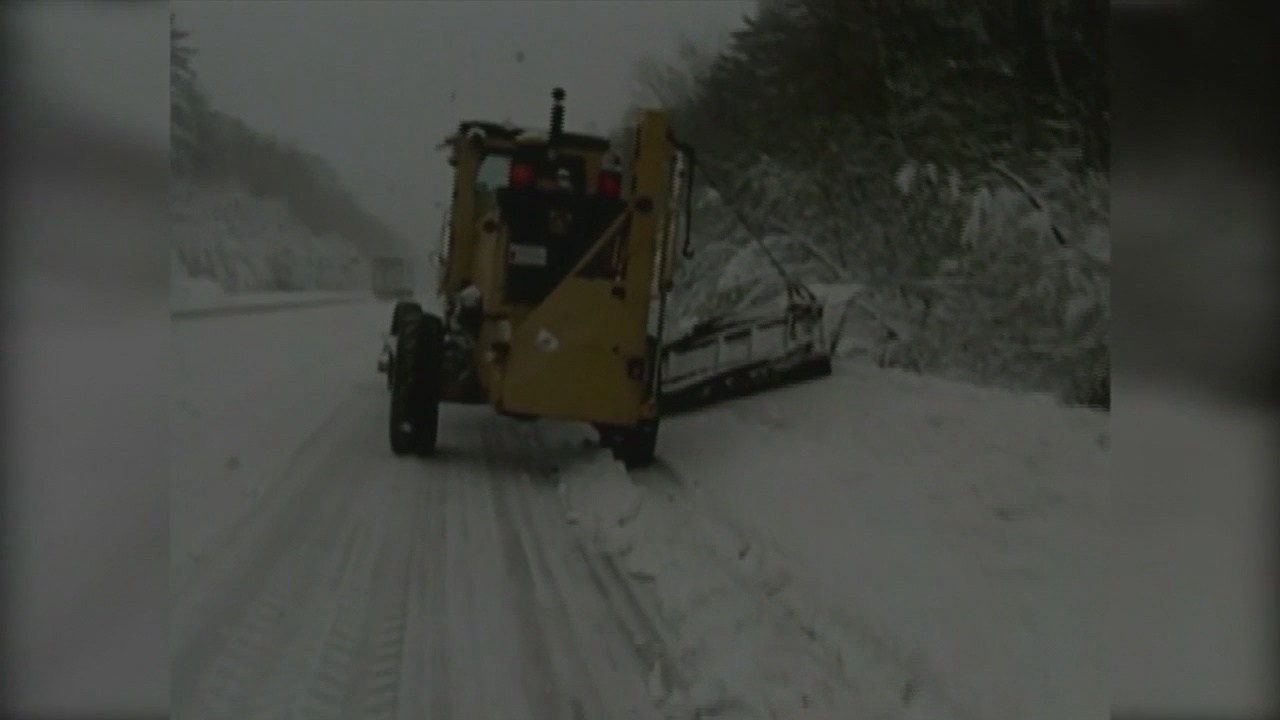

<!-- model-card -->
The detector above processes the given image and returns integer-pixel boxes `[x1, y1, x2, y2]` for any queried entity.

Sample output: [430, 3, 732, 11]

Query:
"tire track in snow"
[177, 446, 373, 720]
[381, 415, 664, 720]
[174, 387, 428, 720]
[531, 413, 943, 717]
[178, 389, 715, 720]
[425, 417, 577, 719]
[577, 462, 860, 715]
[395, 459, 451, 720]
[438, 437, 488, 718]
[286, 466, 406, 720]
[496, 425, 693, 709]
[171, 388, 368, 698]
[569, 527, 679, 702]
[245, 479, 385, 720]
[346, 474, 425, 720]
[506, 423, 698, 716]
[172, 392, 379, 719]
[487, 422, 663, 720]
[479, 426, 571, 716]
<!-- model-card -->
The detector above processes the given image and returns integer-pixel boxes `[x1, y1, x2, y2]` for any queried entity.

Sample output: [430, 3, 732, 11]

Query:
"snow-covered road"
[172, 299, 1114, 720]
[172, 386, 670, 720]
[172, 302, 673, 719]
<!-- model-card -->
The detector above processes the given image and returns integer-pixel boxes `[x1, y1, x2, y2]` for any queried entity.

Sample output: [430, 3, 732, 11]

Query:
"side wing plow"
[657, 285, 851, 414]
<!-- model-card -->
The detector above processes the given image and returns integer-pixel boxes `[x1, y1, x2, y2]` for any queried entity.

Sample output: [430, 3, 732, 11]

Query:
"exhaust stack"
[548, 87, 566, 152]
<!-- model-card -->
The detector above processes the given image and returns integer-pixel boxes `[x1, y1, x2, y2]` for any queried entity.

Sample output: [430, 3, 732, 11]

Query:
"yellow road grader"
[384, 89, 694, 467]
[381, 89, 835, 468]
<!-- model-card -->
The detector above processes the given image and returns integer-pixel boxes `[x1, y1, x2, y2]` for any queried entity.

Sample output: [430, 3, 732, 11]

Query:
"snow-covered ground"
[168, 299, 1133, 719]
[636, 370, 1109, 719]
[171, 302, 391, 578]
[172, 301, 664, 719]
[173, 272, 231, 309]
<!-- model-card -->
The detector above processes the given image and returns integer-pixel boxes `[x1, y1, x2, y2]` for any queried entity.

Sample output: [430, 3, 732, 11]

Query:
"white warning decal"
[535, 328, 559, 352]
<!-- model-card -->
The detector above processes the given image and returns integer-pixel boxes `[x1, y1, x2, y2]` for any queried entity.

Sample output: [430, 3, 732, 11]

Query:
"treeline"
[170, 13, 404, 258]
[631, 0, 1108, 407]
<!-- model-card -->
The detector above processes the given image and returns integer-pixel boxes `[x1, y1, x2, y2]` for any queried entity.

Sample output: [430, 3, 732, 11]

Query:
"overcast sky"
[172, 0, 754, 242]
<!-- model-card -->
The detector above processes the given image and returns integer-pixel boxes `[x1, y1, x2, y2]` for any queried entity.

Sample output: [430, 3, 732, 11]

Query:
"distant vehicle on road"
[371, 256, 413, 301]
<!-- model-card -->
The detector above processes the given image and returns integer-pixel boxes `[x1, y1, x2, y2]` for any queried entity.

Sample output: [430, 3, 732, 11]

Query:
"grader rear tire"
[390, 300, 420, 335]
[389, 306, 445, 457]
[609, 419, 659, 470]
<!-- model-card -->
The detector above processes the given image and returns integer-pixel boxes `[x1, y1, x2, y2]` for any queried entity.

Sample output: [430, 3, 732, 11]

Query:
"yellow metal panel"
[497, 112, 676, 425]
[471, 216, 507, 317]
[439, 111, 687, 426]
[498, 276, 642, 422]
[442, 138, 481, 295]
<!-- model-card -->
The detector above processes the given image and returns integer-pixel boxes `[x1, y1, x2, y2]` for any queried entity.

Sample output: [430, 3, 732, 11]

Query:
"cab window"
[475, 153, 512, 192]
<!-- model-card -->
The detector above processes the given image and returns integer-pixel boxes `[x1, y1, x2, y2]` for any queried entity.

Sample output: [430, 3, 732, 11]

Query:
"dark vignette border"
[0, 1, 170, 719]
[1111, 2, 1279, 720]
[0, 1, 1273, 719]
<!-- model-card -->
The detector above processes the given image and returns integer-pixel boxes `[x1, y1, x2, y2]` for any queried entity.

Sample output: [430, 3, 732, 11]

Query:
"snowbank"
[656, 363, 1109, 720]
[169, 247, 368, 316]
[561, 453, 850, 718]
[557, 443, 972, 718]
[170, 183, 370, 295]
[561, 362, 1108, 720]
[171, 289, 369, 317]
[170, 261, 226, 308]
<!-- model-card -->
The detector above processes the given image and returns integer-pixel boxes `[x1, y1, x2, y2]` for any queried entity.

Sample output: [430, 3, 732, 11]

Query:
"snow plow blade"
[656, 293, 834, 415]
[659, 353, 832, 414]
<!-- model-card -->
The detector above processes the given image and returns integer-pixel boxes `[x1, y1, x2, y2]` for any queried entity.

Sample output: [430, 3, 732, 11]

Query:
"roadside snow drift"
[562, 364, 1108, 720]
[558, 449, 967, 719]
[171, 183, 369, 295]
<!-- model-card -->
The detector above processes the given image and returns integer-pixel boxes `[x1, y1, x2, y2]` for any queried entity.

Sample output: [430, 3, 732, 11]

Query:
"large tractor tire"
[389, 305, 445, 457]
[595, 336, 662, 468]
[385, 301, 422, 391]
[608, 419, 659, 469]
[389, 300, 419, 335]
[806, 353, 834, 379]
[614, 336, 663, 469]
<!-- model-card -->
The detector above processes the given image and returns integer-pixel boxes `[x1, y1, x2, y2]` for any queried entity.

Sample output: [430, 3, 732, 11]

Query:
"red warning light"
[509, 163, 534, 187]
[597, 170, 621, 197]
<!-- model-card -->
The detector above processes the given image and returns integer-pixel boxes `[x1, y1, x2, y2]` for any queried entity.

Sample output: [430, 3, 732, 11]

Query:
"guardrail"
[171, 291, 373, 320]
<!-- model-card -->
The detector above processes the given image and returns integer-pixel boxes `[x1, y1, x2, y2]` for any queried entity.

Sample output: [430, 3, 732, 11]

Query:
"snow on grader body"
[384, 89, 694, 467]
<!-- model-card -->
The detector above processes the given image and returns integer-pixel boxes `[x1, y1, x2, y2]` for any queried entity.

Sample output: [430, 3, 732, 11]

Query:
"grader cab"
[386, 89, 695, 467]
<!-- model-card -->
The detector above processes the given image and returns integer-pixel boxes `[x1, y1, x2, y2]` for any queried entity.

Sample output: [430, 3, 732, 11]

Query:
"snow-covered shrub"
[666, 142, 1109, 407]
[888, 156, 1110, 405]
[170, 181, 368, 294]
[666, 155, 844, 335]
